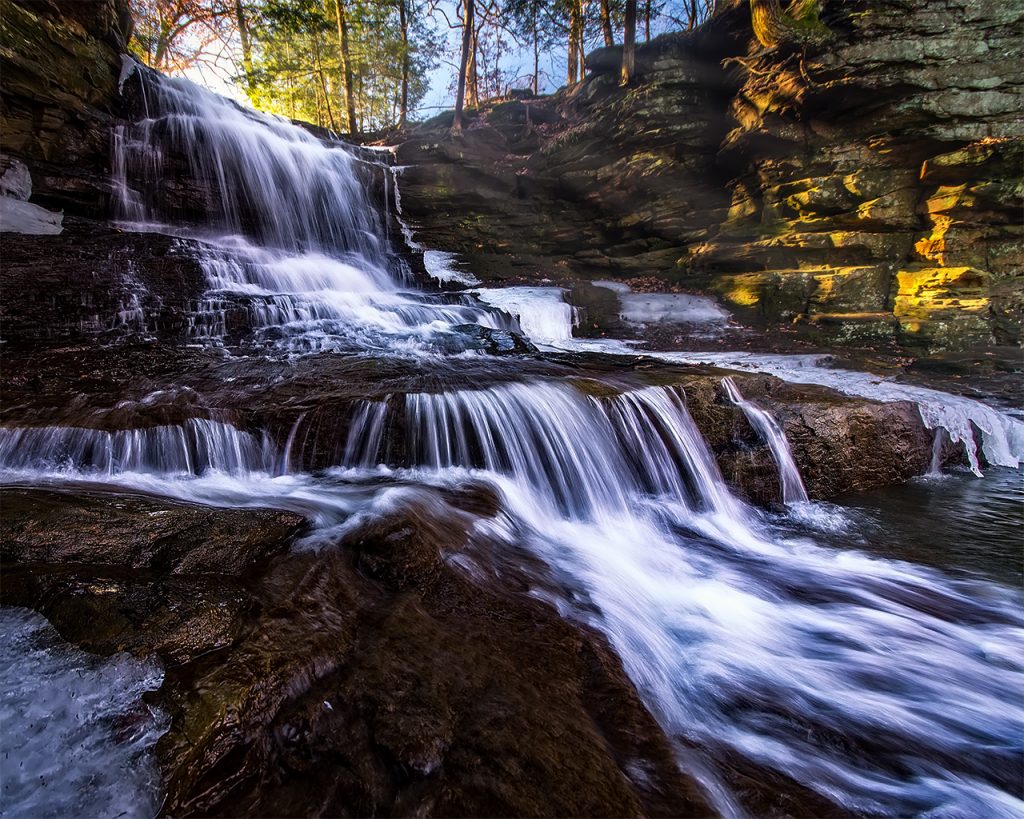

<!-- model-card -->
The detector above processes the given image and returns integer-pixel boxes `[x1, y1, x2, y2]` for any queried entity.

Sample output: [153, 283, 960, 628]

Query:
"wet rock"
[0, 224, 207, 345]
[0, 488, 304, 573]
[448, 323, 538, 354]
[730, 376, 937, 498]
[1, 487, 304, 664]
[140, 488, 712, 817]
[3, 565, 251, 665]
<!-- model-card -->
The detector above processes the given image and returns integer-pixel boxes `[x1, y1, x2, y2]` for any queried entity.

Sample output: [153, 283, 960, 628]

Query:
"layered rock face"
[0, 0, 131, 214]
[397, 0, 1023, 354]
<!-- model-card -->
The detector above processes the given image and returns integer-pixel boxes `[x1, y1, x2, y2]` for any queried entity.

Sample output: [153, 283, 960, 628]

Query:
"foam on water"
[593, 281, 730, 327]
[473, 287, 579, 347]
[0, 608, 166, 819]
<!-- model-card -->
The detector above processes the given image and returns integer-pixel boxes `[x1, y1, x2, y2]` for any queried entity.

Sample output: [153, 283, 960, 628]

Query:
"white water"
[722, 376, 809, 504]
[473, 287, 580, 347]
[112, 66, 510, 353]
[0, 608, 166, 819]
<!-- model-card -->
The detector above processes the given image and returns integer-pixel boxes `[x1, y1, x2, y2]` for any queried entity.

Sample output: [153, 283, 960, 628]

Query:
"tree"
[129, 0, 234, 73]
[451, 0, 475, 134]
[564, 0, 584, 84]
[620, 0, 635, 85]
[234, 0, 255, 92]
[599, 0, 614, 46]
[398, 0, 410, 126]
[333, 0, 358, 133]
[504, 0, 560, 94]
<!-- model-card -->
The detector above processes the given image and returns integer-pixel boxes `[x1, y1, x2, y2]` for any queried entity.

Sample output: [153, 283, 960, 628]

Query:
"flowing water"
[722, 377, 809, 504]
[4, 65, 1024, 818]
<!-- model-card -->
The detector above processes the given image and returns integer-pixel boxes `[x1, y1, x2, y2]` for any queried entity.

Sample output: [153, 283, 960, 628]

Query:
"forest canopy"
[128, 0, 717, 133]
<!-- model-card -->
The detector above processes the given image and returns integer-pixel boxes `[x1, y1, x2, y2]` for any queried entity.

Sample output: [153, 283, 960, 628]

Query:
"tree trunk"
[397, 0, 409, 126]
[750, 0, 787, 47]
[532, 16, 540, 93]
[599, 0, 614, 46]
[643, 0, 651, 41]
[312, 34, 337, 130]
[620, 0, 636, 86]
[578, 0, 588, 79]
[468, 22, 479, 106]
[334, 0, 358, 135]
[235, 0, 255, 94]
[567, 0, 582, 84]
[451, 0, 475, 134]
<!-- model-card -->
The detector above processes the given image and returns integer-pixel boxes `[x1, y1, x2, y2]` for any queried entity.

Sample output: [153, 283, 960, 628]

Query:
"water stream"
[4, 66, 1023, 818]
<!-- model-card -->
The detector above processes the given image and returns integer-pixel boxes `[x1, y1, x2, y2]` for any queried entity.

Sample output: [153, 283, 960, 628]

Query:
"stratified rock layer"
[397, 0, 1023, 354]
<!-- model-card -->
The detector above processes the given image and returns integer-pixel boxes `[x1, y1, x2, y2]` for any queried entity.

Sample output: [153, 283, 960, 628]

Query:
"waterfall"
[722, 376, 809, 504]
[338, 380, 1024, 817]
[400, 383, 739, 520]
[0, 420, 277, 477]
[655, 351, 1024, 476]
[5, 58, 1017, 819]
[341, 400, 389, 468]
[113, 72, 386, 258]
[111, 67, 514, 353]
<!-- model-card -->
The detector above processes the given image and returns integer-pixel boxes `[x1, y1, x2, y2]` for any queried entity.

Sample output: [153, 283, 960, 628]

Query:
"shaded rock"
[112, 487, 713, 818]
[0, 224, 207, 345]
[0, 488, 304, 574]
[0, 0, 129, 215]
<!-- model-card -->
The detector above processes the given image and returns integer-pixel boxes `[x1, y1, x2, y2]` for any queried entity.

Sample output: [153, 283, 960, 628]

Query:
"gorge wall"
[396, 0, 1024, 355]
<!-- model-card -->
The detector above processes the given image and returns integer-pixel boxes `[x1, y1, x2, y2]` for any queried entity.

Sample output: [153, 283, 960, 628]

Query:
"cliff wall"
[397, 0, 1024, 354]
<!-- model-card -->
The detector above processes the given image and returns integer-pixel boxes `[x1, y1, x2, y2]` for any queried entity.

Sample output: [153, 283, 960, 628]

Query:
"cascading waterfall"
[112, 65, 514, 352]
[2, 384, 1022, 815]
[352, 381, 1024, 818]
[721, 376, 809, 504]
[0, 420, 276, 477]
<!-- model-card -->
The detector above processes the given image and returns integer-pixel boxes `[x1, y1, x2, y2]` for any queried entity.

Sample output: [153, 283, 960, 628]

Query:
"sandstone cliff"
[396, 0, 1024, 354]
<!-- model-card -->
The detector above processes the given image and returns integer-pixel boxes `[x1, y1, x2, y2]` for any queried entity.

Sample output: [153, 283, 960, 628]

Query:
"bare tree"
[599, 0, 614, 46]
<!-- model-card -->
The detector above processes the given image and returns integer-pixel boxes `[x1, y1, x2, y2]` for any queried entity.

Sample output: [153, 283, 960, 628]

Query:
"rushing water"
[112, 65, 514, 353]
[4, 64, 1024, 819]
[0, 609, 166, 819]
